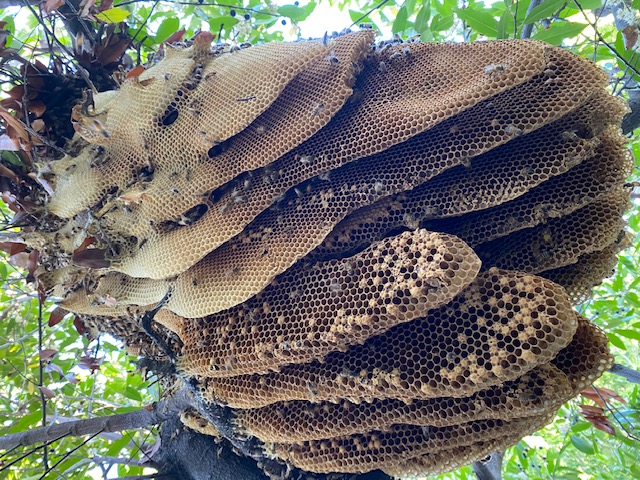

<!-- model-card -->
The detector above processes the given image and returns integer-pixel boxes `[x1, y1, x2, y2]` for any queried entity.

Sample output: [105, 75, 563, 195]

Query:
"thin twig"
[37, 294, 49, 470]
[573, 0, 640, 79]
[592, 387, 639, 442]
[520, 0, 543, 39]
[38, 429, 104, 480]
[349, 0, 392, 29]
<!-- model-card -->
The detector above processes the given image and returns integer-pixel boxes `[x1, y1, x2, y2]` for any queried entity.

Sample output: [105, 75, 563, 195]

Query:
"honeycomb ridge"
[159, 230, 480, 377]
[200, 269, 578, 408]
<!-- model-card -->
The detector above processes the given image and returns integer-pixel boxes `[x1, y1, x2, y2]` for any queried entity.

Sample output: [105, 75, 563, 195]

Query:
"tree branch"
[622, 89, 640, 134]
[609, 363, 640, 385]
[520, 0, 542, 39]
[473, 451, 503, 480]
[0, 389, 192, 451]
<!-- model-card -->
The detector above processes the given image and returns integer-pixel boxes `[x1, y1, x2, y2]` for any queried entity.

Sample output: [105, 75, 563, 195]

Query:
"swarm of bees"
[19, 30, 632, 476]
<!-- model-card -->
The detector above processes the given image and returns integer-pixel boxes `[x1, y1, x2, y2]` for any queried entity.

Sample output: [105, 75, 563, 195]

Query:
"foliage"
[0, 0, 638, 478]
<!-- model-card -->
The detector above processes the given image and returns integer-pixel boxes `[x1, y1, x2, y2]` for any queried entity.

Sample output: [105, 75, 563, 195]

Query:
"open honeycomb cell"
[271, 414, 555, 474]
[540, 232, 632, 304]
[26, 32, 630, 477]
[474, 189, 630, 274]
[199, 269, 578, 408]
[236, 363, 571, 443]
[424, 129, 632, 248]
[158, 230, 480, 377]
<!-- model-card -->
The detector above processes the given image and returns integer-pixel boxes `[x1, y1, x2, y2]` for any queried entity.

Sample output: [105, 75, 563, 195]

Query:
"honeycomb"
[541, 232, 632, 304]
[25, 32, 631, 476]
[271, 414, 555, 474]
[198, 269, 579, 408]
[313, 94, 627, 259]
[424, 129, 632, 249]
[156, 230, 481, 377]
[235, 363, 572, 443]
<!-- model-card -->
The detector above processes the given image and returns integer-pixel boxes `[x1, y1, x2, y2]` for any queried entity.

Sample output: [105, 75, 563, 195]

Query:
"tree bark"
[155, 417, 393, 480]
[609, 363, 640, 385]
[472, 451, 503, 480]
[0, 389, 192, 451]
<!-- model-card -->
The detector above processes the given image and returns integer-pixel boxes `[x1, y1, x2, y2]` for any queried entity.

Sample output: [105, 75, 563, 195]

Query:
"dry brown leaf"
[126, 65, 145, 79]
[48, 307, 67, 327]
[38, 386, 56, 399]
[39, 348, 58, 361]
[42, 0, 65, 15]
[622, 25, 639, 50]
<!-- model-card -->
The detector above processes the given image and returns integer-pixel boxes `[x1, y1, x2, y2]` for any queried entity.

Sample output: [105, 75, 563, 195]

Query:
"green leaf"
[430, 13, 454, 32]
[570, 435, 595, 455]
[497, 8, 514, 39]
[524, 0, 567, 25]
[607, 332, 627, 350]
[616, 329, 640, 341]
[155, 17, 179, 43]
[571, 421, 592, 432]
[455, 8, 499, 38]
[392, 6, 409, 34]
[95, 7, 130, 23]
[277, 2, 315, 22]
[124, 386, 142, 402]
[414, 4, 431, 33]
[531, 22, 587, 45]
[10, 409, 41, 433]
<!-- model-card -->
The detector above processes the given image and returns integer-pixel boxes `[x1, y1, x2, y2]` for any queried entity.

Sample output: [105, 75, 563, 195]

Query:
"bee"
[312, 103, 326, 117]
[504, 124, 523, 137]
[378, 61, 388, 73]
[91, 119, 110, 138]
[388, 51, 403, 62]
[325, 51, 339, 64]
[231, 188, 248, 204]
[484, 63, 505, 76]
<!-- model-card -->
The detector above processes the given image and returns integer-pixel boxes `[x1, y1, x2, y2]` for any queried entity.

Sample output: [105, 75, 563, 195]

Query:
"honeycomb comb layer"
[313, 93, 623, 260]
[424, 128, 632, 248]
[161, 230, 480, 377]
[475, 189, 630, 274]
[112, 40, 598, 280]
[96, 31, 375, 245]
[236, 363, 571, 443]
[62, 43, 613, 319]
[48, 37, 329, 218]
[551, 314, 613, 392]
[199, 269, 578, 408]
[540, 232, 632, 305]
[272, 414, 554, 474]
[382, 414, 553, 478]
[180, 408, 221, 437]
[382, 317, 613, 478]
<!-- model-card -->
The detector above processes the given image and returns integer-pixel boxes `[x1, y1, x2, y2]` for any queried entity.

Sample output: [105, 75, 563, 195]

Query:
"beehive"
[27, 31, 630, 477]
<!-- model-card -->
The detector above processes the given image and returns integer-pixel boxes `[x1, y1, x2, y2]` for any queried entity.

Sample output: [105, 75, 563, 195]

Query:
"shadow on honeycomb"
[29, 29, 631, 477]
